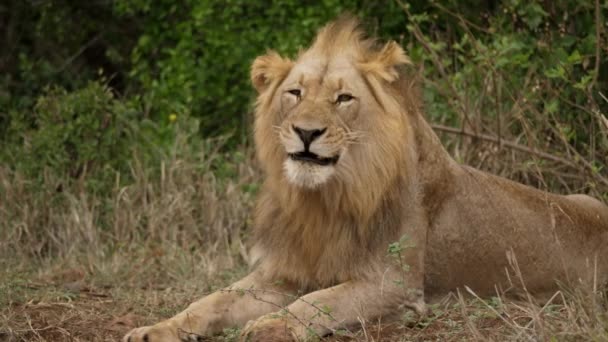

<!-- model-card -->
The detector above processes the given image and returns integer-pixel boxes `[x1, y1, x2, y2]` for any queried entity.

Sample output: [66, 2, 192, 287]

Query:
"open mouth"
[288, 151, 339, 166]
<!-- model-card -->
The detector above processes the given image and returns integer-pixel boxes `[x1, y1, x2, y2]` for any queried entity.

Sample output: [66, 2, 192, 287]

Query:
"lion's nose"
[292, 125, 326, 149]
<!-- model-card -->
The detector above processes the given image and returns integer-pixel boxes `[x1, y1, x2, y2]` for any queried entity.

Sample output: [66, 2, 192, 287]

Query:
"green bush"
[3, 82, 138, 192]
[0, 2, 134, 119]
[115, 0, 406, 140]
[405, 0, 606, 131]
[1, 1, 606, 196]
[401, 0, 607, 194]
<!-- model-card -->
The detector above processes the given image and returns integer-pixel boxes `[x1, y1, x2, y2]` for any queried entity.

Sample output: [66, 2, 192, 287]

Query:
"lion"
[124, 16, 608, 342]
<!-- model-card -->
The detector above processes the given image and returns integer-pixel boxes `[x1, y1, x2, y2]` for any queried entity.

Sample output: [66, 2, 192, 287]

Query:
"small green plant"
[218, 327, 241, 342]
[387, 234, 416, 278]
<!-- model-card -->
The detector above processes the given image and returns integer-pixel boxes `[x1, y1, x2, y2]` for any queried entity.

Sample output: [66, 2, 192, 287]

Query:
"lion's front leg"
[241, 271, 426, 341]
[123, 271, 298, 342]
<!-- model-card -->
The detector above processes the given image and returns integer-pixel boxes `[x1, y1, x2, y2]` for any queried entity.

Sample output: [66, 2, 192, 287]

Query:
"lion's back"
[425, 165, 608, 296]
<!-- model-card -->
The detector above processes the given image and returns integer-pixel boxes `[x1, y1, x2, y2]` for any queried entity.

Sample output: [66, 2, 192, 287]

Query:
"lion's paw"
[240, 317, 298, 342]
[123, 324, 202, 342]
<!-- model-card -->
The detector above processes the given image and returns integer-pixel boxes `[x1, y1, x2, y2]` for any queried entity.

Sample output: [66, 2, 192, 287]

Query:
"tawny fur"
[124, 16, 608, 342]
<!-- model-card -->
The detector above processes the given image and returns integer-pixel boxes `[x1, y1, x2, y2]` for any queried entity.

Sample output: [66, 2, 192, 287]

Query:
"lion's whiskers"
[344, 131, 367, 145]
[272, 125, 286, 139]
[345, 130, 366, 138]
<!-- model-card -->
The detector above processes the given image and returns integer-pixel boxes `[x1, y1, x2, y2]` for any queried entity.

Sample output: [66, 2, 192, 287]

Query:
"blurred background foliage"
[0, 0, 606, 195]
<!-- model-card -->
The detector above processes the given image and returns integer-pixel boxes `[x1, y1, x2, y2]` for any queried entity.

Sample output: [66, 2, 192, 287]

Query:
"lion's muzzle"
[287, 124, 340, 166]
[280, 121, 345, 188]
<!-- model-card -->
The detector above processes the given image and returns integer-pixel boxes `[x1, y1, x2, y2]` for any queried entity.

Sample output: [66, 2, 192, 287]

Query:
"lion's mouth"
[288, 151, 339, 166]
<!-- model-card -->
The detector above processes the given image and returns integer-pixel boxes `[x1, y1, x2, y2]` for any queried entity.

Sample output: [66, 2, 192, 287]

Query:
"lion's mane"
[249, 17, 425, 289]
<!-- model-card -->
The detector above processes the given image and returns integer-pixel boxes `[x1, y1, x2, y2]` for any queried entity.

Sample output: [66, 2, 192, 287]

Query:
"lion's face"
[251, 20, 413, 191]
[274, 57, 379, 188]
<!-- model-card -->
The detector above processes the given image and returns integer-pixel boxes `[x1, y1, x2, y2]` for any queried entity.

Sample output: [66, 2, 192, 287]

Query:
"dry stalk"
[431, 124, 574, 166]
[455, 289, 484, 341]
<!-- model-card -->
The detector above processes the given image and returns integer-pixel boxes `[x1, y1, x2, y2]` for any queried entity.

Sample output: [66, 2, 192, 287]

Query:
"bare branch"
[589, 0, 602, 92]
[431, 124, 573, 166]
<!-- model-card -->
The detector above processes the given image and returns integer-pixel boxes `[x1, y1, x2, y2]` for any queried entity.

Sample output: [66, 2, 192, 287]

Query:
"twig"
[455, 289, 485, 341]
[431, 124, 574, 166]
[357, 316, 369, 341]
[463, 286, 532, 336]
[600, 113, 608, 131]
[396, 0, 475, 132]
[229, 288, 315, 336]
[429, 1, 492, 34]
[220, 287, 354, 338]
[589, 0, 602, 92]
[57, 34, 102, 73]
[598, 92, 608, 135]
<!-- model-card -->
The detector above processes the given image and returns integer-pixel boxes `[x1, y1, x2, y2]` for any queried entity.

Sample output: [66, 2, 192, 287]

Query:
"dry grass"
[0, 142, 256, 341]
[1, 135, 607, 341]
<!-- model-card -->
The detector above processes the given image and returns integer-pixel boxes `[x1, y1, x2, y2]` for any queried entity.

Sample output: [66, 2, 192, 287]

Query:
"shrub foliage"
[1, 0, 606, 195]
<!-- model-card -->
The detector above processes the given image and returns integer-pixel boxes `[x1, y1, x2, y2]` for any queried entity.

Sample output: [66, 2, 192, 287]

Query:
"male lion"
[125, 17, 608, 342]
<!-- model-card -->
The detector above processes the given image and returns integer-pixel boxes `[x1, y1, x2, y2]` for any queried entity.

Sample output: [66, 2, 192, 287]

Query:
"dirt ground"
[1, 287, 507, 342]
[3, 266, 601, 342]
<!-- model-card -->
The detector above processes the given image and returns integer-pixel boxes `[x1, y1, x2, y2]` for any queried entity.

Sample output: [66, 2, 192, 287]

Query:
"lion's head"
[251, 17, 420, 220]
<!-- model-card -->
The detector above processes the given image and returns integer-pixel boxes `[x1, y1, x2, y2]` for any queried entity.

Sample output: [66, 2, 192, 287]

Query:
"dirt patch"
[2, 283, 607, 341]
[2, 288, 140, 342]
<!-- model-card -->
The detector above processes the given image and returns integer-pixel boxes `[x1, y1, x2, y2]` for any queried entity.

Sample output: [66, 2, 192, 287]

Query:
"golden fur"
[249, 18, 420, 289]
[125, 16, 608, 342]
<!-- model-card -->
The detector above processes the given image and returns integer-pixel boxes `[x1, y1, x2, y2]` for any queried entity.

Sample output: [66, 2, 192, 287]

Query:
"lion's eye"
[336, 94, 354, 103]
[287, 89, 302, 97]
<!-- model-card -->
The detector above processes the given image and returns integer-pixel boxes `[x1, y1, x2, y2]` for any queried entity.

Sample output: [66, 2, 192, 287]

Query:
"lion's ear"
[251, 51, 294, 93]
[359, 41, 411, 83]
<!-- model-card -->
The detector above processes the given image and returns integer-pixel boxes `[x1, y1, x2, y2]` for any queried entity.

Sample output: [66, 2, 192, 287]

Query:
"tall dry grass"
[1, 121, 607, 341]
[0, 140, 258, 289]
